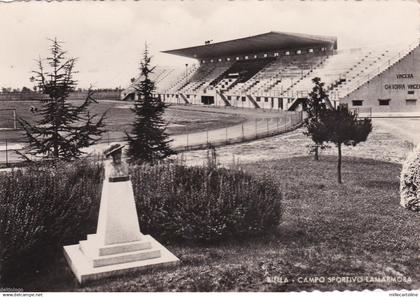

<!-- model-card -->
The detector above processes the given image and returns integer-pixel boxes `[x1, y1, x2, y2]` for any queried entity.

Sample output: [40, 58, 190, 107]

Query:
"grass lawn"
[17, 155, 420, 292]
[0, 100, 246, 144]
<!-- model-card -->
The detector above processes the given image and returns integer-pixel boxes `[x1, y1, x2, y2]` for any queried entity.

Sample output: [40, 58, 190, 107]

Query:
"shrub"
[130, 163, 283, 243]
[400, 144, 420, 212]
[0, 160, 103, 284]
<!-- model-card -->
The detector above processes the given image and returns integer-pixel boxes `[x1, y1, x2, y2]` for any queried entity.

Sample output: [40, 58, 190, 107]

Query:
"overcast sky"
[0, 0, 419, 89]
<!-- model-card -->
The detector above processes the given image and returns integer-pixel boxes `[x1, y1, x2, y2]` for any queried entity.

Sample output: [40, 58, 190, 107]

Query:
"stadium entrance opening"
[201, 95, 215, 105]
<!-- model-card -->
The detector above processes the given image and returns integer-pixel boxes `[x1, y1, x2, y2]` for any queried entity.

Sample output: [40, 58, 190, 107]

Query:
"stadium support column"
[246, 95, 260, 109]
[323, 95, 334, 109]
[216, 90, 231, 107]
[179, 93, 190, 104]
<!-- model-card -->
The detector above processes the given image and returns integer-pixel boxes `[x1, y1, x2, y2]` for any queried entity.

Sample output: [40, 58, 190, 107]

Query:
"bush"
[0, 160, 103, 284]
[130, 163, 283, 243]
[400, 144, 420, 212]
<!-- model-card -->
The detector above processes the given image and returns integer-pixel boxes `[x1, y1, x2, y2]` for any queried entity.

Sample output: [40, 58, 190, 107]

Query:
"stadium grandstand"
[122, 31, 420, 112]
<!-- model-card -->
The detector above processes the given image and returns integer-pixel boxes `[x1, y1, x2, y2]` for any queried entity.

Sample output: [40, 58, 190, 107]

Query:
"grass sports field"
[0, 100, 247, 144]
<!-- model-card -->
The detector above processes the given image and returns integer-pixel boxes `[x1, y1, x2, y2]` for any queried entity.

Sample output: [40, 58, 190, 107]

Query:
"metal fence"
[0, 111, 303, 167]
[172, 111, 303, 152]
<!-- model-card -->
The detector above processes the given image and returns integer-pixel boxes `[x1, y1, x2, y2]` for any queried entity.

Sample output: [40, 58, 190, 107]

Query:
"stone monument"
[63, 144, 179, 284]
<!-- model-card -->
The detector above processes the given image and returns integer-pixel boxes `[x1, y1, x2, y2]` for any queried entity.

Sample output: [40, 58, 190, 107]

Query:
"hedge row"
[0, 161, 283, 285]
[400, 144, 420, 212]
[131, 164, 283, 243]
[0, 161, 103, 283]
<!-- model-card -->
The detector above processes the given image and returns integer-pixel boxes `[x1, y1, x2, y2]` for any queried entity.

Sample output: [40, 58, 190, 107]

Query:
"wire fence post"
[277, 117, 279, 132]
[206, 129, 209, 144]
[5, 138, 8, 167]
[280, 115, 286, 132]
[186, 132, 189, 149]
[255, 120, 258, 138]
[266, 118, 269, 135]
[185, 126, 189, 149]
[13, 109, 17, 130]
[225, 127, 228, 144]
[241, 124, 244, 140]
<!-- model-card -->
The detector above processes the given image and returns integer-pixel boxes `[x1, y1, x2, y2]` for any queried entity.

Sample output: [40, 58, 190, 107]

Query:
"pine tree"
[303, 77, 329, 160]
[126, 45, 175, 164]
[18, 38, 106, 161]
[307, 105, 372, 183]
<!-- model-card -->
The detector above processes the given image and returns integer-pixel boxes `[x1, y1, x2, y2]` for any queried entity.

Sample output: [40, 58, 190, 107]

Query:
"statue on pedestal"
[63, 143, 179, 284]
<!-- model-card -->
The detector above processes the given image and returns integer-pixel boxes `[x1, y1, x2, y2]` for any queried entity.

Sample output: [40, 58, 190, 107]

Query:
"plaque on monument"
[63, 143, 179, 284]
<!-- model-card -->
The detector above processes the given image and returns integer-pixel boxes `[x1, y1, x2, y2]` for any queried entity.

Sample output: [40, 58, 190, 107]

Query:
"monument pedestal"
[64, 161, 179, 284]
[63, 234, 179, 284]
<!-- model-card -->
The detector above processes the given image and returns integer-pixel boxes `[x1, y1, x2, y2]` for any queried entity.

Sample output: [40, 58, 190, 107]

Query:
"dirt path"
[372, 118, 420, 145]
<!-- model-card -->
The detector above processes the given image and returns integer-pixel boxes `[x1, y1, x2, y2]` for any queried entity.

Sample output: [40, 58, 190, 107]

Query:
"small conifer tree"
[303, 77, 329, 160]
[126, 45, 175, 164]
[308, 105, 372, 183]
[19, 38, 106, 161]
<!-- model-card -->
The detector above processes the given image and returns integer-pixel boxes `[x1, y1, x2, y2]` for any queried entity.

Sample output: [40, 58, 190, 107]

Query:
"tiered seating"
[265, 55, 326, 97]
[332, 47, 402, 99]
[230, 55, 325, 97]
[211, 76, 239, 92]
[176, 64, 216, 93]
[195, 63, 233, 93]
[156, 67, 189, 93]
[217, 58, 275, 94]
[177, 62, 232, 94]
[122, 66, 186, 99]
[226, 60, 277, 95]
[283, 48, 371, 98]
[130, 67, 167, 87]
[285, 46, 403, 100]
[142, 40, 418, 110]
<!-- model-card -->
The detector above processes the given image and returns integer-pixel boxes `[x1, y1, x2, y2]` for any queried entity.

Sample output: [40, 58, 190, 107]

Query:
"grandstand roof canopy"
[162, 31, 337, 59]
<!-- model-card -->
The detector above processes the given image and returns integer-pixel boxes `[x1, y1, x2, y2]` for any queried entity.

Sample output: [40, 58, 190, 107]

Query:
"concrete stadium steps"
[242, 59, 288, 94]
[283, 48, 371, 98]
[219, 58, 276, 94]
[248, 54, 325, 96]
[177, 62, 233, 93]
[156, 68, 190, 93]
[283, 44, 411, 101]
[211, 77, 239, 92]
[227, 58, 279, 94]
[122, 66, 190, 99]
[242, 79, 261, 92]
[158, 66, 197, 94]
[331, 42, 418, 100]
[195, 63, 234, 92]
[207, 67, 236, 88]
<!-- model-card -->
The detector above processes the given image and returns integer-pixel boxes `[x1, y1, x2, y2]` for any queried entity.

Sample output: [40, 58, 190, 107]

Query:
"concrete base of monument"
[63, 234, 180, 284]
